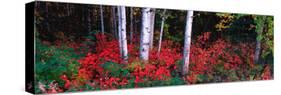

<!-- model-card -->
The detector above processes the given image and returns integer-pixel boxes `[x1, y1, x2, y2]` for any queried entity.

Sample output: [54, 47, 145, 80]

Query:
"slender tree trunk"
[130, 7, 134, 45]
[203, 15, 210, 32]
[109, 7, 113, 36]
[134, 11, 138, 35]
[182, 10, 194, 75]
[134, 13, 138, 39]
[118, 6, 128, 63]
[110, 7, 115, 38]
[157, 9, 166, 57]
[112, 7, 118, 39]
[45, 3, 50, 33]
[254, 16, 266, 64]
[140, 8, 151, 61]
[254, 38, 261, 63]
[87, 5, 92, 32]
[149, 9, 156, 49]
[100, 5, 105, 34]
[66, 3, 70, 16]
[69, 3, 72, 15]
[117, 7, 123, 59]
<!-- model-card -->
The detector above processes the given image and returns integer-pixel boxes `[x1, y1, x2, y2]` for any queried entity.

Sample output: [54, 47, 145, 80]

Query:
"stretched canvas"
[26, 1, 274, 94]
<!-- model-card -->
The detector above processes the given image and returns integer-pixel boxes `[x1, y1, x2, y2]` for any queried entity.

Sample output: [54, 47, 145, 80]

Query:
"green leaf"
[256, 34, 263, 41]
[169, 77, 185, 85]
[101, 61, 123, 77]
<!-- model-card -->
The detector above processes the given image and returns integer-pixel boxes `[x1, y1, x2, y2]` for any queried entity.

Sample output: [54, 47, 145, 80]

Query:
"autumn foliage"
[31, 2, 274, 94]
[35, 32, 273, 93]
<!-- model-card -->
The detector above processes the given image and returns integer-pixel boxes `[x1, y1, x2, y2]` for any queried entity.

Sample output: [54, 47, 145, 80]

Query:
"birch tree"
[182, 10, 194, 75]
[117, 7, 123, 62]
[100, 5, 105, 34]
[149, 9, 156, 49]
[117, 6, 128, 62]
[140, 8, 152, 61]
[254, 16, 266, 64]
[157, 9, 166, 57]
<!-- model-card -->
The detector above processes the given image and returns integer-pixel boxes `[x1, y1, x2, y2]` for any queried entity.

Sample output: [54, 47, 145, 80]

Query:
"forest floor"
[35, 32, 273, 93]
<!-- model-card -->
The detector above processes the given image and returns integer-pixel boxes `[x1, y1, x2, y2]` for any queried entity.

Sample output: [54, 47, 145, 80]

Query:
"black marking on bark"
[146, 10, 150, 13]
[142, 43, 150, 45]
[149, 9, 153, 12]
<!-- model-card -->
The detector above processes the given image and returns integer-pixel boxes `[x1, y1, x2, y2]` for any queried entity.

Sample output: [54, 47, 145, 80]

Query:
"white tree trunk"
[130, 7, 134, 44]
[117, 7, 123, 60]
[118, 6, 128, 62]
[100, 5, 105, 34]
[254, 16, 266, 64]
[149, 9, 156, 49]
[182, 10, 194, 75]
[157, 9, 166, 57]
[140, 8, 152, 61]
[254, 39, 261, 63]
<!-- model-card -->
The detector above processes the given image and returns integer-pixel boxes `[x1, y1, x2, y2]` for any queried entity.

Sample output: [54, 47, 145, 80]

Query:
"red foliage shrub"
[57, 32, 263, 90]
[185, 32, 256, 83]
[74, 34, 184, 89]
